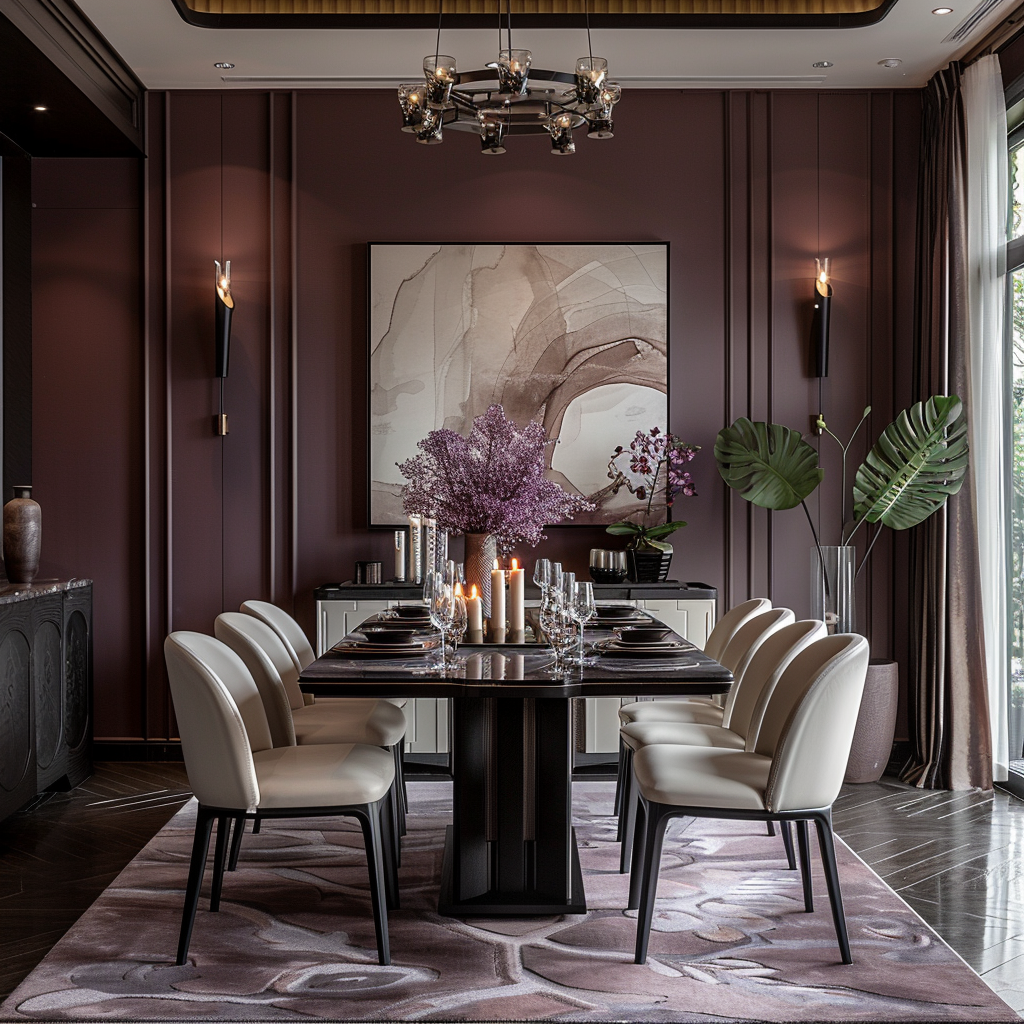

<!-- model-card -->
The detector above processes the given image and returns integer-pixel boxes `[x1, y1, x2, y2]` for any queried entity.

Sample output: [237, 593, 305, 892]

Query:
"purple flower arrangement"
[606, 427, 700, 550]
[399, 404, 594, 546]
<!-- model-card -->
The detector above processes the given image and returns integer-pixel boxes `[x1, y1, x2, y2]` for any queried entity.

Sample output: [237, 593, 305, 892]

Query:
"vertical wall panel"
[167, 93, 224, 636]
[769, 91, 819, 617]
[222, 92, 273, 612]
[32, 159, 142, 739]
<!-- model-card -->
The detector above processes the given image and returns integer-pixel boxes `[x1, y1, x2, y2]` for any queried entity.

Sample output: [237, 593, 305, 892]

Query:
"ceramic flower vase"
[464, 532, 497, 618]
[626, 544, 672, 583]
[3, 486, 41, 584]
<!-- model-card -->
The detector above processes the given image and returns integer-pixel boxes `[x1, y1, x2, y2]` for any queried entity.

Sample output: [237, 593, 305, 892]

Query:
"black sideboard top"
[314, 580, 717, 602]
[0, 578, 92, 605]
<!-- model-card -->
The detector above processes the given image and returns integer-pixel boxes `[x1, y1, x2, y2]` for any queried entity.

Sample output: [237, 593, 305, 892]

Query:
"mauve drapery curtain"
[900, 62, 993, 791]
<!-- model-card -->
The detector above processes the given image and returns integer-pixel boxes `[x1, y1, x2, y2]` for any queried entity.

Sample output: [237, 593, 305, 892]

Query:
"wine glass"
[533, 559, 551, 592]
[449, 591, 468, 658]
[573, 581, 596, 663]
[429, 571, 451, 664]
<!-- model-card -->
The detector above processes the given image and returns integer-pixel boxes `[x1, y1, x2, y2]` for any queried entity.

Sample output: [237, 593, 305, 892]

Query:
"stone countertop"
[0, 578, 92, 604]
[315, 580, 718, 602]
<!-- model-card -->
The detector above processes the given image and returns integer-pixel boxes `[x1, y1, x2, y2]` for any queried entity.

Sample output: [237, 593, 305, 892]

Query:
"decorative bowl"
[590, 567, 628, 583]
[615, 627, 673, 644]
[393, 606, 430, 619]
[360, 628, 419, 644]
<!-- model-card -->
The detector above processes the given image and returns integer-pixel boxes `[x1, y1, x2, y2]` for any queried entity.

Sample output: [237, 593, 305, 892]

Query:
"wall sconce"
[214, 259, 233, 435]
[811, 257, 831, 377]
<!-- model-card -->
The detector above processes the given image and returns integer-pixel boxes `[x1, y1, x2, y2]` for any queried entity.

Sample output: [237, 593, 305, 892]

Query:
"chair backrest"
[718, 607, 795, 680]
[241, 600, 316, 672]
[731, 619, 827, 741]
[756, 633, 870, 812]
[215, 612, 303, 747]
[164, 631, 270, 811]
[704, 597, 772, 661]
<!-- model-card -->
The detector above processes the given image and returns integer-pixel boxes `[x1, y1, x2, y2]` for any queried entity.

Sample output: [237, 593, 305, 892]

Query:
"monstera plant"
[714, 396, 969, 630]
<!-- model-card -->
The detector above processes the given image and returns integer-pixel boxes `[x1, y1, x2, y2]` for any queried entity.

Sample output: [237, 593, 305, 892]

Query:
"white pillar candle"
[490, 558, 506, 643]
[466, 583, 483, 634]
[508, 558, 525, 634]
[408, 515, 422, 583]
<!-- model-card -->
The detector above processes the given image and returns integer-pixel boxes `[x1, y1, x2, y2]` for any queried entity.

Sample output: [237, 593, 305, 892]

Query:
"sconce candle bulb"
[214, 259, 233, 379]
[812, 256, 832, 378]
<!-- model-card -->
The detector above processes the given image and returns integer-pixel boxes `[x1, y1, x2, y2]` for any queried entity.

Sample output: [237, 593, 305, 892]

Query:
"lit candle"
[490, 557, 506, 643]
[509, 557, 525, 635]
[466, 582, 483, 634]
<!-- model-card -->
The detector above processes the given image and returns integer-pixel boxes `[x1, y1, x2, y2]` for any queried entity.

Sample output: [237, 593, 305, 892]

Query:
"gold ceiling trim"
[183, 0, 884, 14]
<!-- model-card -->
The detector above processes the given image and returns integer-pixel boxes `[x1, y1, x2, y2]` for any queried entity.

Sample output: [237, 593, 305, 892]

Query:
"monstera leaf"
[852, 396, 968, 530]
[715, 418, 824, 510]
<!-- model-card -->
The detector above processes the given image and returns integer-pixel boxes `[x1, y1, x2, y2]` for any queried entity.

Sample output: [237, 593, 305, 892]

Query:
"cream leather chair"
[616, 618, 827, 872]
[615, 607, 793, 847]
[164, 631, 396, 966]
[214, 612, 408, 861]
[627, 633, 870, 965]
[239, 599, 316, 673]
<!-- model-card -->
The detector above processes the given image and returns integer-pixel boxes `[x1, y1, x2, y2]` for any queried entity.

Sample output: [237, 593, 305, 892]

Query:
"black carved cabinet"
[0, 581, 92, 823]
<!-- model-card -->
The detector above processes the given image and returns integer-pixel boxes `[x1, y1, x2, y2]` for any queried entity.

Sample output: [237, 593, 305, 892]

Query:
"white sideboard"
[314, 582, 717, 756]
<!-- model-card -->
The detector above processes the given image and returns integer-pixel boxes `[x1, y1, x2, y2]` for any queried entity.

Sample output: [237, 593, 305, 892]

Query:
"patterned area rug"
[1, 781, 1015, 1021]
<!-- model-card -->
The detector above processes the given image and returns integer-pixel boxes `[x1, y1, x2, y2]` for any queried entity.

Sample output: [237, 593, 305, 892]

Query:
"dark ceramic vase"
[4, 486, 41, 584]
[626, 545, 672, 583]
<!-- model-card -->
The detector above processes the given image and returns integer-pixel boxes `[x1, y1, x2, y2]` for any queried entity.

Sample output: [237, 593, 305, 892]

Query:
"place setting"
[331, 606, 441, 657]
[592, 624, 698, 659]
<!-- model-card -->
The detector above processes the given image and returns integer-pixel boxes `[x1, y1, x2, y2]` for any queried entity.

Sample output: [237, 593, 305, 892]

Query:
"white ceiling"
[76, 0, 1014, 90]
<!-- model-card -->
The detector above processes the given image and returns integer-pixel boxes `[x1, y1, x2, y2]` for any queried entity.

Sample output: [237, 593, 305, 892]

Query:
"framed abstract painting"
[368, 242, 669, 527]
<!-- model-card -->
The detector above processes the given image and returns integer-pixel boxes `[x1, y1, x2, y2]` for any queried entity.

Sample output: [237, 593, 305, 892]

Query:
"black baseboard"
[94, 740, 184, 761]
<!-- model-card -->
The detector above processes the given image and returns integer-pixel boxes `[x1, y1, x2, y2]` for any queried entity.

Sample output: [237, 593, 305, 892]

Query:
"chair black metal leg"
[387, 762, 402, 868]
[627, 795, 648, 910]
[357, 803, 392, 966]
[619, 755, 637, 873]
[227, 814, 246, 871]
[766, 820, 776, 836]
[796, 819, 813, 912]
[209, 815, 230, 912]
[634, 801, 670, 965]
[780, 820, 796, 870]
[393, 743, 408, 837]
[614, 737, 627, 818]
[176, 807, 216, 965]
[379, 792, 400, 911]
[813, 810, 852, 965]
[252, 816, 261, 835]
[616, 745, 633, 841]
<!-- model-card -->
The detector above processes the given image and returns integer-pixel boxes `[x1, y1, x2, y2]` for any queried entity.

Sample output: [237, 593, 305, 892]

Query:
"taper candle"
[508, 557, 525, 634]
[490, 558, 506, 643]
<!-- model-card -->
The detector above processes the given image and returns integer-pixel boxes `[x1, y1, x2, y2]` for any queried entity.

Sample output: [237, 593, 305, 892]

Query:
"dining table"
[298, 611, 733, 918]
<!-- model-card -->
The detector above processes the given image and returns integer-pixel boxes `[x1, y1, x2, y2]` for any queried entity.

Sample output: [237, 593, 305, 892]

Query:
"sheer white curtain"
[963, 54, 1008, 782]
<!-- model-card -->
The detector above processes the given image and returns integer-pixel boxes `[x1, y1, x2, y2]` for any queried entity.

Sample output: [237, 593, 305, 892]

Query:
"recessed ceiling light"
[214, 62, 235, 69]
[32, 105, 47, 112]
[932, 6, 953, 12]
[878, 58, 903, 68]
[812, 60, 834, 68]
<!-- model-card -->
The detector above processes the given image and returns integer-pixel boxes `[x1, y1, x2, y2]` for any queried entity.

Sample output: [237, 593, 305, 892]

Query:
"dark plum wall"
[32, 87, 921, 742]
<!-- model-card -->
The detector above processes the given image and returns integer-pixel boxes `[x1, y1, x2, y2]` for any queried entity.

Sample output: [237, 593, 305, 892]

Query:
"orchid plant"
[605, 428, 700, 551]
[398, 404, 594, 547]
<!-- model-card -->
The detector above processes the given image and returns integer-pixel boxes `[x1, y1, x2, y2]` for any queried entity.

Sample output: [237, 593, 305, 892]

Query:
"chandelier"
[396, 0, 621, 155]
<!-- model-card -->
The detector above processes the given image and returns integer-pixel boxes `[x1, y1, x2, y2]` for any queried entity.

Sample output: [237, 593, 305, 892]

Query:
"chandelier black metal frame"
[397, 0, 621, 154]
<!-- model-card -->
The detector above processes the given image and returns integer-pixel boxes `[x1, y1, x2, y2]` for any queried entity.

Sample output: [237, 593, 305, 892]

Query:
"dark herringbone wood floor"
[2, 765, 1024, 1012]
[0, 762, 191, 999]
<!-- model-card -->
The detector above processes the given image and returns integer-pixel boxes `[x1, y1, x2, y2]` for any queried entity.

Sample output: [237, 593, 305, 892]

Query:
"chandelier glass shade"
[397, 17, 621, 154]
